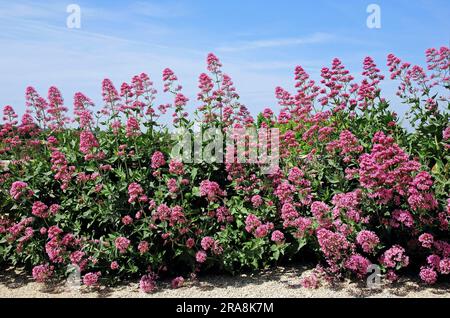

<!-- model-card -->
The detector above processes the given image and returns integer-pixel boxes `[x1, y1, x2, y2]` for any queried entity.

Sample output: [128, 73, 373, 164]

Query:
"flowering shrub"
[0, 47, 449, 290]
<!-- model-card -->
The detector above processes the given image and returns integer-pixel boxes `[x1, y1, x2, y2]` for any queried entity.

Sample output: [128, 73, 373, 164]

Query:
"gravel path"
[1, 265, 449, 298]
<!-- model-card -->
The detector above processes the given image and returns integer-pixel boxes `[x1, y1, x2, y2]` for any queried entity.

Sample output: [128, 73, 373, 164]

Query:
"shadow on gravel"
[0, 267, 32, 289]
[335, 275, 450, 298]
[186, 264, 310, 292]
[1, 264, 449, 298]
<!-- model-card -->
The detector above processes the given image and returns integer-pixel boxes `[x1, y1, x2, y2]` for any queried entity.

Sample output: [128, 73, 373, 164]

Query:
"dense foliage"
[0, 47, 449, 290]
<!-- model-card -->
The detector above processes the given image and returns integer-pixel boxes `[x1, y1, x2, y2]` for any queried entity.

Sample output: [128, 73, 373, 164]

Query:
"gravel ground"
[1, 265, 449, 298]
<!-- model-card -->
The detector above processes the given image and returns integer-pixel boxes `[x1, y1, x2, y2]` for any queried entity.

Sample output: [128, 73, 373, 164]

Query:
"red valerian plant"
[0, 47, 448, 291]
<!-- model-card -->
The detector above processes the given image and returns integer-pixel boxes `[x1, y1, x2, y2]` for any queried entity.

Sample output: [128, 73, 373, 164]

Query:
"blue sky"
[0, 0, 449, 123]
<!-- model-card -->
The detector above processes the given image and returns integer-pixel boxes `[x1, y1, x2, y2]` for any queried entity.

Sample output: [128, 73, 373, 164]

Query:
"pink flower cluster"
[244, 214, 274, 239]
[418, 233, 434, 249]
[271, 230, 285, 243]
[79, 131, 99, 155]
[140, 273, 157, 293]
[169, 160, 184, 175]
[356, 230, 380, 254]
[171, 276, 185, 289]
[199, 180, 225, 201]
[32, 201, 49, 218]
[200, 236, 222, 256]
[9, 181, 29, 200]
[332, 190, 363, 223]
[379, 245, 409, 269]
[326, 130, 363, 162]
[83, 272, 101, 287]
[359, 132, 421, 204]
[407, 171, 438, 212]
[138, 241, 149, 254]
[311, 201, 332, 228]
[47, 86, 69, 130]
[390, 209, 414, 228]
[128, 182, 145, 204]
[115, 237, 131, 254]
[344, 254, 372, 278]
[152, 204, 186, 226]
[316, 228, 351, 265]
[419, 267, 438, 285]
[251, 195, 263, 208]
[215, 206, 233, 223]
[151, 151, 166, 169]
[280, 203, 313, 237]
[32, 264, 54, 283]
[196, 250, 207, 263]
[299, 273, 319, 289]
[50, 149, 75, 191]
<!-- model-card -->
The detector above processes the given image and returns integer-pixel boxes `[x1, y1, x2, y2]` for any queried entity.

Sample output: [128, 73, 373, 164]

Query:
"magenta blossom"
[151, 151, 166, 169]
[32, 264, 53, 283]
[171, 276, 185, 289]
[271, 230, 285, 243]
[196, 250, 207, 263]
[115, 237, 131, 254]
[83, 272, 101, 287]
[10, 181, 28, 200]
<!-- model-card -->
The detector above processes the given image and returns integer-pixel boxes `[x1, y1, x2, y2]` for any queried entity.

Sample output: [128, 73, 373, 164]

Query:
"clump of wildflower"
[199, 180, 225, 201]
[32, 264, 54, 283]
[167, 178, 179, 193]
[418, 233, 434, 249]
[311, 201, 332, 228]
[128, 182, 144, 204]
[344, 254, 372, 278]
[390, 210, 414, 228]
[251, 195, 263, 208]
[316, 228, 351, 267]
[79, 131, 99, 155]
[356, 230, 380, 254]
[254, 223, 274, 238]
[169, 160, 184, 175]
[300, 273, 319, 289]
[196, 250, 207, 263]
[83, 272, 101, 287]
[32, 201, 49, 218]
[379, 245, 409, 269]
[138, 241, 149, 254]
[10, 181, 28, 200]
[201, 237, 215, 251]
[151, 151, 165, 169]
[245, 214, 261, 233]
[171, 276, 185, 289]
[439, 258, 450, 274]
[110, 261, 119, 270]
[359, 132, 421, 204]
[140, 273, 157, 293]
[332, 190, 362, 222]
[326, 130, 363, 162]
[271, 230, 285, 243]
[115, 237, 131, 254]
[50, 149, 75, 190]
[419, 267, 438, 285]
[216, 206, 233, 223]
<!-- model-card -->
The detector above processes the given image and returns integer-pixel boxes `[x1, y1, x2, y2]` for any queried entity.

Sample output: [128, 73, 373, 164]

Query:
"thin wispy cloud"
[216, 32, 334, 52]
[0, 2, 58, 19]
[129, 1, 191, 18]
